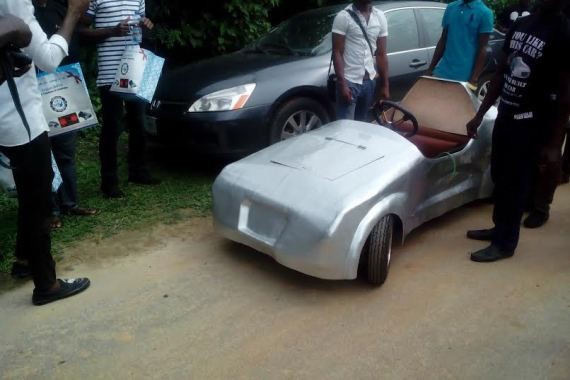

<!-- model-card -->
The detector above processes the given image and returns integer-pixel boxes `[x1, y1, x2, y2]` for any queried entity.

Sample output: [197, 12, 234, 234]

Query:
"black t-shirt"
[500, 11, 570, 117]
[33, 0, 79, 65]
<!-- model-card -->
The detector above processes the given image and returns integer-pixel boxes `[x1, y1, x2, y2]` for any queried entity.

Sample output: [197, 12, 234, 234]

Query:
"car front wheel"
[269, 97, 329, 144]
[364, 215, 394, 286]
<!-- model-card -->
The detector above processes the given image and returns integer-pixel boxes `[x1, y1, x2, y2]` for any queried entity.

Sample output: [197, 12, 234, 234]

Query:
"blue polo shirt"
[434, 0, 494, 82]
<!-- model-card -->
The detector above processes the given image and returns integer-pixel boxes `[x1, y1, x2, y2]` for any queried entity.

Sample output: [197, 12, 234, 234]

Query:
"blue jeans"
[336, 78, 376, 122]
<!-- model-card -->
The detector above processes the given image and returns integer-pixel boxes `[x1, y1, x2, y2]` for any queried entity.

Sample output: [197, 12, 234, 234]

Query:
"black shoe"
[128, 174, 161, 185]
[470, 245, 514, 263]
[11, 262, 31, 279]
[32, 278, 90, 306]
[523, 211, 549, 229]
[466, 228, 495, 241]
[560, 173, 569, 184]
[101, 185, 125, 199]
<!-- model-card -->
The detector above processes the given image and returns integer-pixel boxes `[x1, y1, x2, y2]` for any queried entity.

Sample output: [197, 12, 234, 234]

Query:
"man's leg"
[124, 100, 155, 182]
[354, 78, 376, 122]
[2, 133, 56, 291]
[51, 132, 78, 211]
[99, 86, 125, 196]
[491, 120, 536, 252]
[336, 81, 359, 120]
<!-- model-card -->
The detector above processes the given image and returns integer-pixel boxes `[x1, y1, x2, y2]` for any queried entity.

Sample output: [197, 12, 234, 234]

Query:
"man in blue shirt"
[427, 0, 494, 89]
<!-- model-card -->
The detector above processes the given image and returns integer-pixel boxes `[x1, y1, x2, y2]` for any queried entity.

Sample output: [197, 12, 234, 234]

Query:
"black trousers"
[0, 133, 56, 291]
[491, 111, 545, 252]
[99, 86, 148, 188]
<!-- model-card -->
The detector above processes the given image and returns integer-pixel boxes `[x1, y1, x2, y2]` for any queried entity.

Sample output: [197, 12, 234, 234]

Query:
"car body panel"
[213, 78, 497, 280]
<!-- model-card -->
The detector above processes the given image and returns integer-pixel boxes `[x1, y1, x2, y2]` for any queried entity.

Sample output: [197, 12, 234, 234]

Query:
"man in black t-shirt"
[464, 0, 570, 262]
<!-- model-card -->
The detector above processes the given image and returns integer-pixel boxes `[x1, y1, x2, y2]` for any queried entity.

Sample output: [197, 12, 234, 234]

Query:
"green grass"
[0, 130, 217, 273]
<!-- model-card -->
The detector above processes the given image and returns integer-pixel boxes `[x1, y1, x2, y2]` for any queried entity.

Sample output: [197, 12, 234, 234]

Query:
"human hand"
[67, 0, 90, 17]
[114, 17, 132, 37]
[466, 115, 483, 139]
[140, 17, 154, 30]
[539, 145, 561, 165]
[1, 15, 32, 48]
[339, 83, 352, 105]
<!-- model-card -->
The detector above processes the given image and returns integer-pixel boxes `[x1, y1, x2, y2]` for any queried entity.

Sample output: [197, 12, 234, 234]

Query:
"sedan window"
[418, 8, 445, 47]
[385, 9, 420, 53]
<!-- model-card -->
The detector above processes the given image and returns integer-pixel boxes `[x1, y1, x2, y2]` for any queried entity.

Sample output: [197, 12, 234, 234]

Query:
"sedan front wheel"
[269, 97, 329, 144]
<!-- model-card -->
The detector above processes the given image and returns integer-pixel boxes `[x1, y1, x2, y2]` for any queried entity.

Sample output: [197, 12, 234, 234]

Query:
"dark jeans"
[51, 132, 78, 214]
[336, 78, 376, 122]
[0, 133, 56, 291]
[99, 86, 148, 188]
[491, 111, 544, 252]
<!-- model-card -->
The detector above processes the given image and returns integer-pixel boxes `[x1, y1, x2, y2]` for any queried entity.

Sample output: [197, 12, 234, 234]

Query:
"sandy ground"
[1, 186, 569, 380]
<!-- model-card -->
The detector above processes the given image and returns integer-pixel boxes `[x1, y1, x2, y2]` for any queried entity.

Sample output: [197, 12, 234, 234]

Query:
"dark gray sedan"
[147, 1, 503, 156]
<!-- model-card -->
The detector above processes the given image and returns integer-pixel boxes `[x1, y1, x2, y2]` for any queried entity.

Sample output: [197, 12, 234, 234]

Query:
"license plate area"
[238, 199, 287, 246]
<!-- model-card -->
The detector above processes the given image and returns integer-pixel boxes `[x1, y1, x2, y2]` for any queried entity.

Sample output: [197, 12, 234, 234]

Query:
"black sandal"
[32, 278, 91, 306]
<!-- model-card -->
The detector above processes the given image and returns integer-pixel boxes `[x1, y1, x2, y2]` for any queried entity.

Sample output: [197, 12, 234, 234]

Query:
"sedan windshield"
[245, 9, 337, 56]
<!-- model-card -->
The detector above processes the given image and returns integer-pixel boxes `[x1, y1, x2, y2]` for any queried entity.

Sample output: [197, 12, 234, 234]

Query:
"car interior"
[384, 77, 476, 158]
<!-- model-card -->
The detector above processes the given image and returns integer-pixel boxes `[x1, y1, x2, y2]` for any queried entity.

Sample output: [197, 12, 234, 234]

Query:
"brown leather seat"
[398, 121, 469, 158]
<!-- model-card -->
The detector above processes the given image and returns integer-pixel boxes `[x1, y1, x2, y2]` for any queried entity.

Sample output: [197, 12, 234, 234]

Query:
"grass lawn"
[0, 129, 218, 273]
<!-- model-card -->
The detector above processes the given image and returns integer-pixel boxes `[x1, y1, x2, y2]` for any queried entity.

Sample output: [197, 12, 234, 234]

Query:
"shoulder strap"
[0, 51, 32, 142]
[346, 9, 375, 57]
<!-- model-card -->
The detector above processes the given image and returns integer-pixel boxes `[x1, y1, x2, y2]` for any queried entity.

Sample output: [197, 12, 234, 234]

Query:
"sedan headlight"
[188, 84, 256, 112]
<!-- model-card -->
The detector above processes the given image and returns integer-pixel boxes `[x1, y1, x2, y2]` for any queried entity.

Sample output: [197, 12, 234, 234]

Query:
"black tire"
[365, 215, 394, 286]
[269, 97, 330, 144]
[476, 73, 493, 103]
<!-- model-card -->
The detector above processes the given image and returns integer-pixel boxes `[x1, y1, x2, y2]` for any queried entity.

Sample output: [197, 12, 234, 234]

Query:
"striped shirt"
[87, 0, 145, 87]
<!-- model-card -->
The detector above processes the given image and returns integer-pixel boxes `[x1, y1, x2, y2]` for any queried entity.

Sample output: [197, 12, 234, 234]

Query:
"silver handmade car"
[213, 77, 497, 285]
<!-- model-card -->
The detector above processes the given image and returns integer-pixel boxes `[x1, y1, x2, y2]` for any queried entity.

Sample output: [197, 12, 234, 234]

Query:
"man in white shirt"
[0, 0, 91, 306]
[332, 0, 389, 121]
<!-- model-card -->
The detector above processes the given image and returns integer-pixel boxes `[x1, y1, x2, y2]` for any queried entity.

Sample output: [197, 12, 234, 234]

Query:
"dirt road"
[1, 187, 569, 380]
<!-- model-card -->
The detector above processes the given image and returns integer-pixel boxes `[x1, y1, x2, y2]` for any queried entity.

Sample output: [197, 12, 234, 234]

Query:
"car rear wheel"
[269, 97, 329, 144]
[364, 215, 394, 286]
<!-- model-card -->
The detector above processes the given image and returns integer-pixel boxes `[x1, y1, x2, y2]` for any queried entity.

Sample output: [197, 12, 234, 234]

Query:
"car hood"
[155, 51, 306, 102]
[214, 120, 422, 220]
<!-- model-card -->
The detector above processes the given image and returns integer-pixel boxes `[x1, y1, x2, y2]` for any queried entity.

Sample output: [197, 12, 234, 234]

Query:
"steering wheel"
[374, 100, 419, 138]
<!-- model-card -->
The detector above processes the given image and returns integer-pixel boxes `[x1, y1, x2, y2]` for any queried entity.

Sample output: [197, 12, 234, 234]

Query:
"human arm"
[426, 28, 447, 76]
[468, 33, 491, 87]
[539, 71, 570, 164]
[465, 53, 507, 138]
[80, 0, 153, 44]
[468, 9, 494, 87]
[375, 35, 389, 101]
[332, 33, 352, 104]
[0, 15, 32, 49]
[2, 0, 89, 72]
[332, 11, 352, 104]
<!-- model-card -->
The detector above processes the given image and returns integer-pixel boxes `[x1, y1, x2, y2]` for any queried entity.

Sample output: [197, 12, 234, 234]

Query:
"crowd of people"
[0, 0, 569, 305]
[0, 0, 157, 305]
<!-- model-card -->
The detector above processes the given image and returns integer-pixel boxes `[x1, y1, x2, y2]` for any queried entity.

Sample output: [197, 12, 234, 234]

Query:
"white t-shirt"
[87, 0, 146, 87]
[332, 5, 388, 85]
[0, 0, 69, 147]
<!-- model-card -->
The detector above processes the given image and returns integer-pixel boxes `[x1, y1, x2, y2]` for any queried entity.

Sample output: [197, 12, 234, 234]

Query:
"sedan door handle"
[409, 59, 428, 68]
